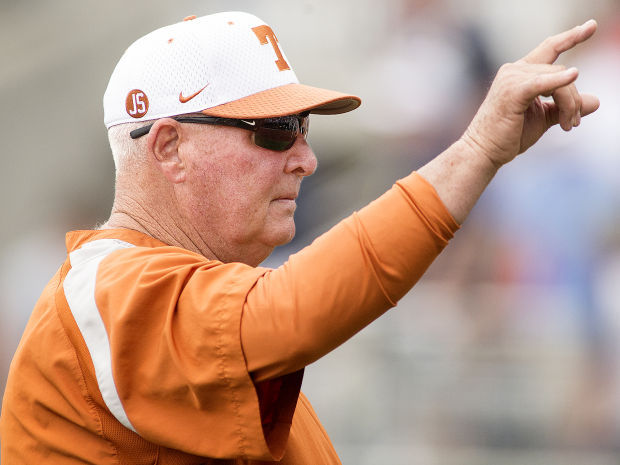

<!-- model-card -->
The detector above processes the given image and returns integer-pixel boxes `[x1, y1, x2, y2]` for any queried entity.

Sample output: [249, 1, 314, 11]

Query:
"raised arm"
[242, 21, 600, 382]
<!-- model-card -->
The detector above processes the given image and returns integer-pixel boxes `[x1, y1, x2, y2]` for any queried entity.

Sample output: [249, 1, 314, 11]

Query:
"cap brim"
[201, 83, 361, 119]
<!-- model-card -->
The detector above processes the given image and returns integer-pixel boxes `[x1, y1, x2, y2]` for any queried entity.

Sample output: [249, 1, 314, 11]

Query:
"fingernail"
[579, 19, 596, 30]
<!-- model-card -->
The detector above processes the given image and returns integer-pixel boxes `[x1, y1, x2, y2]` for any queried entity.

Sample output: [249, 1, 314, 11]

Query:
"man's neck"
[102, 199, 218, 262]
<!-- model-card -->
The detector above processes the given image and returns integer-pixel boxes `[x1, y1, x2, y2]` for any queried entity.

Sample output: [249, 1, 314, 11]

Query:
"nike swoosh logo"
[240, 120, 256, 126]
[179, 83, 209, 103]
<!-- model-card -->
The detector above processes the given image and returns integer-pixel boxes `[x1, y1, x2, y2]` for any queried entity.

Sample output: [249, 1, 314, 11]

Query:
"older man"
[1, 11, 598, 465]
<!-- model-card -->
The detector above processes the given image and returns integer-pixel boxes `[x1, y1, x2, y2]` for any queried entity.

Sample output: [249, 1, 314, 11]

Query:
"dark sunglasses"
[129, 112, 310, 152]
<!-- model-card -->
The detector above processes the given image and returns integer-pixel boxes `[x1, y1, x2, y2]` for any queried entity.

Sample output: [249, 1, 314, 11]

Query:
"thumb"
[542, 93, 600, 128]
[580, 93, 600, 117]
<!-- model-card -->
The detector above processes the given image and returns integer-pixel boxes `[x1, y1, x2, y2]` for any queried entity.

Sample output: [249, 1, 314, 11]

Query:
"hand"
[461, 19, 600, 168]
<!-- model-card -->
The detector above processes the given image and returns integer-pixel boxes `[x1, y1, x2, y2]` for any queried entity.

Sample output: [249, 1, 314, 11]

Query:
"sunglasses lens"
[253, 116, 305, 151]
[254, 130, 295, 151]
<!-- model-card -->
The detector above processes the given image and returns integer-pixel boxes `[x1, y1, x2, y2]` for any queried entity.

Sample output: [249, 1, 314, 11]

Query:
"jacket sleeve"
[242, 172, 459, 382]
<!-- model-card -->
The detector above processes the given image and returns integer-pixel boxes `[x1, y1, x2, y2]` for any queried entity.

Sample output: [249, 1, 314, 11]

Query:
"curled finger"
[568, 83, 582, 127]
[522, 66, 579, 105]
[552, 83, 579, 131]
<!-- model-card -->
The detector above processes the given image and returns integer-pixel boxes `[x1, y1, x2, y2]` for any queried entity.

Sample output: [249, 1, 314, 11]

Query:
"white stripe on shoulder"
[63, 238, 137, 432]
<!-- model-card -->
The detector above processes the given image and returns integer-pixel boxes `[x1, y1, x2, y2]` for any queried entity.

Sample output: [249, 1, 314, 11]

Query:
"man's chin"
[266, 222, 297, 248]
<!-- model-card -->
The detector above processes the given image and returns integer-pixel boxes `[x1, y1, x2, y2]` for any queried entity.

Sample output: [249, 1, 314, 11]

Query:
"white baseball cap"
[103, 11, 361, 128]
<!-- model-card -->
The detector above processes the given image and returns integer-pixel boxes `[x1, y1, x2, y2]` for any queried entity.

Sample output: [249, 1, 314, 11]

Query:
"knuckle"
[531, 73, 545, 89]
[552, 43, 564, 57]
[496, 62, 520, 83]
[497, 62, 513, 75]
[543, 36, 567, 56]
[542, 36, 555, 49]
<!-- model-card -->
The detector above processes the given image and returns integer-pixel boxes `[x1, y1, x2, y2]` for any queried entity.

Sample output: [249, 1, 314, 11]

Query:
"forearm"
[417, 137, 500, 225]
[242, 172, 459, 382]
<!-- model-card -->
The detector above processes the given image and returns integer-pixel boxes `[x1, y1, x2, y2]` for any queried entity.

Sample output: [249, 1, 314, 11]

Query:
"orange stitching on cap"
[183, 15, 197, 21]
[252, 25, 290, 71]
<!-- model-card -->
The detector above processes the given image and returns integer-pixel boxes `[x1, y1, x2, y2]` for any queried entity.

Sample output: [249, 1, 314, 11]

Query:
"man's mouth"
[274, 192, 298, 201]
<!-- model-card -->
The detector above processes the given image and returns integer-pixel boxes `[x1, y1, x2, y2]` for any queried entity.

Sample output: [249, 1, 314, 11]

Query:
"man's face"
[176, 123, 317, 265]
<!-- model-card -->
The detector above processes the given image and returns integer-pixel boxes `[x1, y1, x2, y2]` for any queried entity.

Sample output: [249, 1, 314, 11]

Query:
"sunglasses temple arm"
[130, 124, 154, 139]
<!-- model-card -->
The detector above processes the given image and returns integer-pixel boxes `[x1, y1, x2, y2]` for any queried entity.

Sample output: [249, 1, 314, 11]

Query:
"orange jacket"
[1, 172, 458, 464]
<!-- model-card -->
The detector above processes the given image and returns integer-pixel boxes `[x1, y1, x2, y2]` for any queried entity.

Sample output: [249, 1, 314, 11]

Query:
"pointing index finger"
[522, 19, 597, 64]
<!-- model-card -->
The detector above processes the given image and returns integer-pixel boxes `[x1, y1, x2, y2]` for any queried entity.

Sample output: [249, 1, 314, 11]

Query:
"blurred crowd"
[2, 0, 619, 463]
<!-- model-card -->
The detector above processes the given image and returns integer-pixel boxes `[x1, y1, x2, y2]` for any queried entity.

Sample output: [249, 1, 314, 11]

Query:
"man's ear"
[147, 118, 186, 183]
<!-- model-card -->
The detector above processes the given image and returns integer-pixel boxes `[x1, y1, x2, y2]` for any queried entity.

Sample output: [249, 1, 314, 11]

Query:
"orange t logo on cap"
[252, 25, 290, 71]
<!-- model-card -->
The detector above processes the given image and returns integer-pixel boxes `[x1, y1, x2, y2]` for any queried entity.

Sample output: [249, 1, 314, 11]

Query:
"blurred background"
[2, 0, 620, 463]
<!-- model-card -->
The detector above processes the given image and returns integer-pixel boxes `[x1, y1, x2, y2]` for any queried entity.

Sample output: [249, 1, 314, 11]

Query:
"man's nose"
[284, 136, 317, 177]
